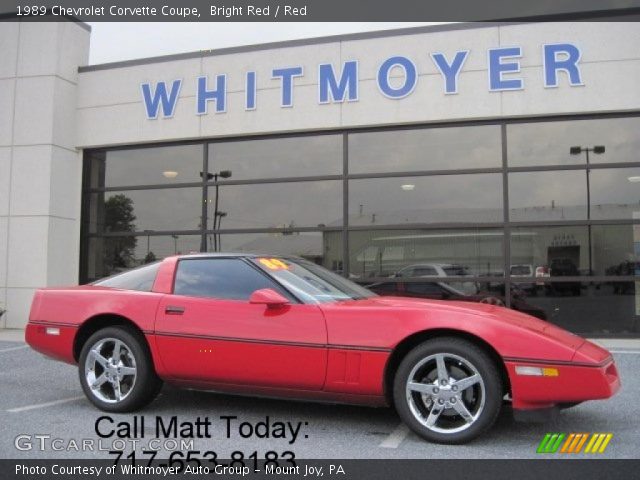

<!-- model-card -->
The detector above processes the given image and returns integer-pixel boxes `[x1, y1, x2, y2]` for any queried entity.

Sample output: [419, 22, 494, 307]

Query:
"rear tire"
[79, 326, 162, 412]
[393, 337, 503, 444]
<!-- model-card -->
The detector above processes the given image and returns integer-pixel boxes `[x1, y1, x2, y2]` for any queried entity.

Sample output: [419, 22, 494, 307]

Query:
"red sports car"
[26, 254, 620, 444]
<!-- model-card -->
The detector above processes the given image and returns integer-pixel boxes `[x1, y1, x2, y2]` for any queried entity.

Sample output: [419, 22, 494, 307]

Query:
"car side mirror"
[249, 289, 289, 309]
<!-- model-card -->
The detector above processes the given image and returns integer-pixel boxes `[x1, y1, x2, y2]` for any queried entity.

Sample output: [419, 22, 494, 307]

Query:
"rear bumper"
[25, 322, 77, 364]
[506, 357, 620, 411]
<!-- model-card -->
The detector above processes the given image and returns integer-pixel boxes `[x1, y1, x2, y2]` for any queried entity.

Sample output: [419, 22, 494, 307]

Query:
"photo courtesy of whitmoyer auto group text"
[1, 0, 639, 479]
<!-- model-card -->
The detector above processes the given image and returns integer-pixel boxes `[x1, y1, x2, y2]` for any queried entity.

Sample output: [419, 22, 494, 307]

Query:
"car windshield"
[253, 257, 377, 304]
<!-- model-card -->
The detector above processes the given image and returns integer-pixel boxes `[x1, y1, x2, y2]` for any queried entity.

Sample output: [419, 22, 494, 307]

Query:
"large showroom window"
[81, 114, 640, 336]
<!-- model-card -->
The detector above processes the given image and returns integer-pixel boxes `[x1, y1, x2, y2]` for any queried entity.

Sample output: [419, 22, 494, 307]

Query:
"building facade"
[1, 21, 640, 336]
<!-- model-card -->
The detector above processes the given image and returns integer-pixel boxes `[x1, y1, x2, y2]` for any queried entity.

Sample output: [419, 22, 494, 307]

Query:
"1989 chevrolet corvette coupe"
[26, 254, 620, 444]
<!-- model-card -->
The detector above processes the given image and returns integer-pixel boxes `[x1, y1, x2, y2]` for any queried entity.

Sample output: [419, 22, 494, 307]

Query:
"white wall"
[0, 21, 90, 328]
[76, 22, 640, 148]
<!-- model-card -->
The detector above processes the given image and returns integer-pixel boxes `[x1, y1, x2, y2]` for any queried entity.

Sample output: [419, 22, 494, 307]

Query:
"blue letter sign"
[543, 43, 583, 87]
[377, 56, 417, 98]
[196, 75, 226, 114]
[431, 51, 469, 94]
[488, 47, 523, 91]
[318, 61, 358, 103]
[272, 67, 304, 107]
[140, 80, 182, 119]
[141, 42, 585, 119]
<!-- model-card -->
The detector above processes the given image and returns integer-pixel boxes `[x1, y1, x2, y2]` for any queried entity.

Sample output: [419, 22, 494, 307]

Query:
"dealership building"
[1, 19, 640, 336]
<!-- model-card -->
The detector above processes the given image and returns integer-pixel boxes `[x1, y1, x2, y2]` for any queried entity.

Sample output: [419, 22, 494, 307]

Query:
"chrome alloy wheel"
[84, 337, 137, 404]
[405, 353, 485, 434]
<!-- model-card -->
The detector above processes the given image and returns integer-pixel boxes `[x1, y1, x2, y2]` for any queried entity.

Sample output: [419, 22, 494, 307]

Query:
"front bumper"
[506, 355, 620, 411]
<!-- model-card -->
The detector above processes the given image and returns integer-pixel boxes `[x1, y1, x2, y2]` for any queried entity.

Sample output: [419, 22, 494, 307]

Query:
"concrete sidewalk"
[0, 329, 25, 343]
[1, 327, 639, 349]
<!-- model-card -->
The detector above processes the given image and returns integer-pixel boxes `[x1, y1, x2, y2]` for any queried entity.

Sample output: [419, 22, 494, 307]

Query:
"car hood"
[347, 296, 584, 350]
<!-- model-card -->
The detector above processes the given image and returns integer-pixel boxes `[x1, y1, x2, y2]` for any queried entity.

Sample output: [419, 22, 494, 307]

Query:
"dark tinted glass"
[508, 171, 587, 221]
[84, 234, 201, 282]
[592, 225, 640, 277]
[511, 225, 640, 278]
[349, 229, 504, 279]
[510, 226, 588, 277]
[206, 181, 342, 229]
[349, 174, 503, 225]
[209, 135, 342, 181]
[94, 262, 160, 291]
[513, 282, 639, 335]
[86, 145, 203, 188]
[349, 126, 501, 173]
[590, 168, 640, 220]
[174, 258, 280, 300]
[87, 188, 202, 233]
[507, 118, 640, 167]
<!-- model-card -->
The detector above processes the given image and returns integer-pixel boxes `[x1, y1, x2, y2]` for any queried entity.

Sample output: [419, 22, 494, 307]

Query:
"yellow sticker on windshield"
[259, 258, 290, 270]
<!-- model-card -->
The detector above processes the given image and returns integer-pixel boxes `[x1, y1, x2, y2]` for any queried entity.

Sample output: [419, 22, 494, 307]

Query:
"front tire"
[79, 326, 162, 412]
[393, 337, 503, 444]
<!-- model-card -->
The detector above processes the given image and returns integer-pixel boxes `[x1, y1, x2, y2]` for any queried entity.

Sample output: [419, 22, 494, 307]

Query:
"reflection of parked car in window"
[509, 264, 536, 293]
[549, 258, 581, 296]
[393, 263, 478, 295]
[365, 280, 547, 320]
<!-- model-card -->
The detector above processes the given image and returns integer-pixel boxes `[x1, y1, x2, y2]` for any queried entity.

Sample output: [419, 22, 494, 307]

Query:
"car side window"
[174, 258, 286, 301]
[396, 268, 411, 278]
[93, 262, 160, 292]
[413, 267, 437, 276]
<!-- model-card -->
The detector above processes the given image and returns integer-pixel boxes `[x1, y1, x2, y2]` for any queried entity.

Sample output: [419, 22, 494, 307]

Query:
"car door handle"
[165, 305, 185, 315]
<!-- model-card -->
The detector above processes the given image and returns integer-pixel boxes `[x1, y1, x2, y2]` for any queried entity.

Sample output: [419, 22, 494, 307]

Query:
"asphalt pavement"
[0, 338, 638, 460]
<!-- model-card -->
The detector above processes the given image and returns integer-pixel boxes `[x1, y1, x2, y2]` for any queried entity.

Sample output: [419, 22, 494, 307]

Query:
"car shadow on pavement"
[148, 384, 400, 430]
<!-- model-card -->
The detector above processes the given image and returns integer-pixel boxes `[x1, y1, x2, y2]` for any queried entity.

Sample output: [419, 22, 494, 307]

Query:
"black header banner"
[1, 0, 640, 22]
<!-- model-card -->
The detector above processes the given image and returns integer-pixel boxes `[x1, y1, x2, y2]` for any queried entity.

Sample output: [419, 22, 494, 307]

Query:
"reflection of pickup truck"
[509, 264, 535, 293]
[549, 258, 581, 296]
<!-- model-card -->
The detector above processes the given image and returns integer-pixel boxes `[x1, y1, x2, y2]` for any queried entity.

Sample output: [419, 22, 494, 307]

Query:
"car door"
[154, 257, 328, 390]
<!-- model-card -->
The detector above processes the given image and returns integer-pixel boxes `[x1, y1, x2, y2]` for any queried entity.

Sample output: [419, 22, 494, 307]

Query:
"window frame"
[79, 111, 640, 336]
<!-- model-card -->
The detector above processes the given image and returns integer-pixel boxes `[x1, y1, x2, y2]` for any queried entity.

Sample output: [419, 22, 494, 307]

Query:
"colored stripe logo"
[537, 433, 613, 454]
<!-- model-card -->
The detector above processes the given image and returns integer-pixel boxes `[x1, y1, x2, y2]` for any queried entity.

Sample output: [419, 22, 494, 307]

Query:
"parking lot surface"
[1, 339, 638, 459]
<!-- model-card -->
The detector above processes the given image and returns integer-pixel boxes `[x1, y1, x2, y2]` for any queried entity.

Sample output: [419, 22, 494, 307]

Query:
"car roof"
[174, 252, 301, 260]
